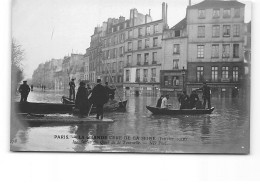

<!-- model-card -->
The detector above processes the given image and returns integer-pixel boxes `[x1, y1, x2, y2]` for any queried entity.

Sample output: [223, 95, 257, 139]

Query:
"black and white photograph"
[10, 0, 251, 154]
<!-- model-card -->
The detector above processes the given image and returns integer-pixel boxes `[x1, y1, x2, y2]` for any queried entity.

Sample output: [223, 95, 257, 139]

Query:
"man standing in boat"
[90, 79, 109, 119]
[69, 78, 76, 101]
[198, 82, 211, 109]
[104, 82, 116, 100]
[19, 81, 30, 102]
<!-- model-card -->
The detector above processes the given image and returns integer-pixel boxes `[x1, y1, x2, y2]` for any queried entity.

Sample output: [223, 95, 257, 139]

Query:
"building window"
[137, 54, 141, 65]
[128, 30, 133, 39]
[143, 69, 148, 82]
[233, 24, 240, 37]
[234, 8, 240, 18]
[211, 44, 219, 58]
[211, 66, 218, 82]
[126, 70, 130, 82]
[233, 44, 239, 58]
[198, 26, 205, 38]
[151, 68, 156, 82]
[127, 55, 131, 66]
[198, 9, 206, 19]
[175, 30, 180, 37]
[119, 61, 123, 72]
[113, 62, 116, 72]
[173, 59, 179, 69]
[114, 35, 118, 44]
[145, 38, 149, 48]
[128, 42, 132, 51]
[173, 76, 180, 86]
[222, 44, 230, 58]
[136, 69, 140, 82]
[212, 25, 220, 37]
[222, 67, 229, 79]
[233, 66, 239, 82]
[137, 40, 142, 50]
[223, 9, 231, 18]
[197, 66, 204, 82]
[154, 24, 159, 33]
[146, 26, 150, 35]
[223, 25, 231, 37]
[152, 52, 157, 64]
[153, 37, 158, 47]
[119, 46, 124, 56]
[173, 44, 180, 54]
[144, 53, 149, 64]
[120, 33, 125, 42]
[197, 45, 204, 58]
[213, 9, 220, 18]
[164, 76, 169, 86]
[138, 28, 142, 37]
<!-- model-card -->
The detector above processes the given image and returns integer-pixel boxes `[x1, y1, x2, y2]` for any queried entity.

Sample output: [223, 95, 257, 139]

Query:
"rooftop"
[188, 0, 245, 9]
[171, 18, 186, 30]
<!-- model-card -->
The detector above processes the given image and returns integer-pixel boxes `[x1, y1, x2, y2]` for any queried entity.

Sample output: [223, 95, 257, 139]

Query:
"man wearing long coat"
[75, 81, 89, 117]
[19, 81, 30, 102]
[90, 79, 108, 119]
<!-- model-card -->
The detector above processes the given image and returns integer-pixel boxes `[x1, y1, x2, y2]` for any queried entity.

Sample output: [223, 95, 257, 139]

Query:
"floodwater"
[10, 88, 250, 154]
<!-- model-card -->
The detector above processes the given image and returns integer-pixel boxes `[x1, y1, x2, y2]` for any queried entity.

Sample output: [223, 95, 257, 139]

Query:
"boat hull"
[18, 114, 114, 126]
[146, 106, 214, 115]
[15, 100, 127, 114]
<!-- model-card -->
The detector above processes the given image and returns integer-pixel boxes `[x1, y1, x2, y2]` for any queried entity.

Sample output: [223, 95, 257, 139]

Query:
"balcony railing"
[143, 78, 148, 82]
[150, 78, 156, 82]
[135, 78, 140, 82]
[152, 61, 157, 64]
[143, 62, 149, 66]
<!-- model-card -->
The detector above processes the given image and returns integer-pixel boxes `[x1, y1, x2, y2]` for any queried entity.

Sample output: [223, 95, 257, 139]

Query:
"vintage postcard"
[10, 0, 251, 154]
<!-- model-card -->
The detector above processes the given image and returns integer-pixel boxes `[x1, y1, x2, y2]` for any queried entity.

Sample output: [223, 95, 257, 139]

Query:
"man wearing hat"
[69, 78, 76, 101]
[198, 82, 211, 109]
[75, 81, 89, 117]
[18, 81, 30, 102]
[90, 79, 108, 119]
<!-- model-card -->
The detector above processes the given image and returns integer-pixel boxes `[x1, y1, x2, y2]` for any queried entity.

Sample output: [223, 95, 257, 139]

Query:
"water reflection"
[11, 90, 250, 153]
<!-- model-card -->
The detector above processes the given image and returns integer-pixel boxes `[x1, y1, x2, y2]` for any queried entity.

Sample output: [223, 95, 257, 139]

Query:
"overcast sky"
[12, 0, 251, 79]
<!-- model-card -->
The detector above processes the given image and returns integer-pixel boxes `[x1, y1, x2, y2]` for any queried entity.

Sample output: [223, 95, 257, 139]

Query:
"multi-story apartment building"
[88, 26, 106, 84]
[161, 17, 188, 96]
[83, 48, 90, 82]
[123, 3, 168, 95]
[185, 0, 245, 96]
[101, 17, 127, 88]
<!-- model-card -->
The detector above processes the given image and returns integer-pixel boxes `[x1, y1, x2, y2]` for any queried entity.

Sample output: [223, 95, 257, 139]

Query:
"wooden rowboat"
[61, 96, 127, 111]
[18, 113, 114, 125]
[146, 105, 215, 115]
[15, 99, 127, 114]
[15, 102, 74, 114]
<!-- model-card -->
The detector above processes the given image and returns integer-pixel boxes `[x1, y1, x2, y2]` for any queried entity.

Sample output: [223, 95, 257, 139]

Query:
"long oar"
[87, 104, 93, 117]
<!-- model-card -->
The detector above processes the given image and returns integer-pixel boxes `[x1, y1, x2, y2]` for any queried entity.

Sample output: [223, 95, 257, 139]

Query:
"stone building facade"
[185, 0, 245, 97]
[123, 3, 169, 95]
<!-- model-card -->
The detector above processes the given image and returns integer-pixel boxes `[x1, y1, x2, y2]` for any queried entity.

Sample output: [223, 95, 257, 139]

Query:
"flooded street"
[11, 88, 250, 153]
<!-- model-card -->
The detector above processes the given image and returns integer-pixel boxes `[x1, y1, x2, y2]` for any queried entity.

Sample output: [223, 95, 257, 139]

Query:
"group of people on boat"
[71, 78, 117, 119]
[156, 82, 211, 110]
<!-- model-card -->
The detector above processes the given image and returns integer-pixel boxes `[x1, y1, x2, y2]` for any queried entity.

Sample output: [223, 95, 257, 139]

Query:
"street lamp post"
[181, 66, 185, 91]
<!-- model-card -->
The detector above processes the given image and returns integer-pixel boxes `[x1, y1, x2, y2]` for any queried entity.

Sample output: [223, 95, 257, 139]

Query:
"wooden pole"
[104, 61, 123, 103]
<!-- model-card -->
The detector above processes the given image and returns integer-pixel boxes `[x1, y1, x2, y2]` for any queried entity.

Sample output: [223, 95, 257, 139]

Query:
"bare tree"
[11, 39, 24, 93]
